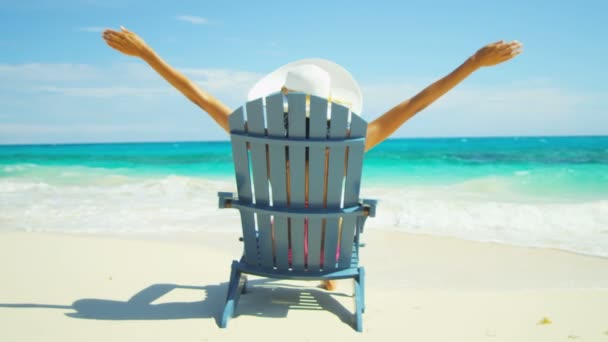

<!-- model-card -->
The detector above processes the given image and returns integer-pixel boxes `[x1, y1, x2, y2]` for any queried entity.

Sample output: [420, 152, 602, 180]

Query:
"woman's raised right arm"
[103, 26, 232, 133]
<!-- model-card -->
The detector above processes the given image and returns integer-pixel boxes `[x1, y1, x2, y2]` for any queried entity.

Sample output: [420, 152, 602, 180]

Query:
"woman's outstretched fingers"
[506, 41, 523, 57]
[102, 30, 124, 44]
[473, 40, 523, 67]
[102, 30, 117, 41]
[101, 26, 149, 57]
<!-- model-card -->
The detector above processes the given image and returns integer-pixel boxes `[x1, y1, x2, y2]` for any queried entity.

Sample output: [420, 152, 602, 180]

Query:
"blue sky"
[1, 0, 607, 144]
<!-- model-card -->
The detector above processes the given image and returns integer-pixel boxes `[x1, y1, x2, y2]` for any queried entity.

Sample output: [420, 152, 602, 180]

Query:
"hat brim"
[248, 58, 363, 115]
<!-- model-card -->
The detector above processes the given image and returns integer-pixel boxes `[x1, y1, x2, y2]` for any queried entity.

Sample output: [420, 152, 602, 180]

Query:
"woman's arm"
[102, 27, 232, 133]
[365, 40, 522, 151]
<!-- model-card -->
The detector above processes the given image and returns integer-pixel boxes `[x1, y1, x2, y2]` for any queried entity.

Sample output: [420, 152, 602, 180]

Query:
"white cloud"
[2, 61, 606, 143]
[0, 123, 192, 145]
[77, 26, 106, 33]
[182, 68, 261, 94]
[0, 63, 260, 103]
[38, 86, 171, 98]
[362, 80, 595, 117]
[0, 63, 102, 82]
[2, 63, 601, 117]
[360, 79, 607, 137]
[0, 123, 134, 135]
[361, 81, 424, 116]
[175, 15, 209, 25]
[431, 85, 588, 116]
[0, 63, 263, 144]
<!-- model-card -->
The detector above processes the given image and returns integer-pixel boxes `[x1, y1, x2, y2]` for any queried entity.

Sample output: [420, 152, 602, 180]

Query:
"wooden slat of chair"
[307, 96, 329, 272]
[323, 103, 349, 270]
[229, 108, 258, 265]
[246, 99, 273, 269]
[339, 114, 367, 268]
[266, 93, 290, 270]
[287, 93, 307, 271]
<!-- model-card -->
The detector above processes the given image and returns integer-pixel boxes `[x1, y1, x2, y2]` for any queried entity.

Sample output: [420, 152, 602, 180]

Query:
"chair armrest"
[355, 198, 378, 235]
[361, 199, 377, 218]
[218, 192, 237, 209]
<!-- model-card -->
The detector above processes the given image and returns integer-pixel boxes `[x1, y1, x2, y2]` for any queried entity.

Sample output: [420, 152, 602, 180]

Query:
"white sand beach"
[1, 229, 607, 342]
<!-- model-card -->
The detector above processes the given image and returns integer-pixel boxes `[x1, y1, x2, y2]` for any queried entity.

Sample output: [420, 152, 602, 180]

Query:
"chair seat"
[233, 259, 361, 281]
[234, 240, 361, 281]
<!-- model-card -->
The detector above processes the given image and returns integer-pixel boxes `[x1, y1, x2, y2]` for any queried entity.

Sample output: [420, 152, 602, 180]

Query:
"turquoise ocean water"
[1, 136, 607, 256]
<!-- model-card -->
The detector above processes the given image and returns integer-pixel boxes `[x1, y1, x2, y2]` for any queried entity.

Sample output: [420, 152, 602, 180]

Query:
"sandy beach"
[3, 1, 608, 340]
[1, 229, 607, 342]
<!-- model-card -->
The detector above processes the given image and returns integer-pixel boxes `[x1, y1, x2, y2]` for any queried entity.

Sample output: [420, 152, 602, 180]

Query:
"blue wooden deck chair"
[218, 92, 377, 332]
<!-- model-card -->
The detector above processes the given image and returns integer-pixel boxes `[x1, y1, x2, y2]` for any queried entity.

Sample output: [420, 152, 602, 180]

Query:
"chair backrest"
[228, 92, 367, 273]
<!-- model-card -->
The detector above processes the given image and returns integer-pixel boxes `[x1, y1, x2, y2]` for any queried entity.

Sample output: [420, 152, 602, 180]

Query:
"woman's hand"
[102, 26, 150, 58]
[471, 40, 523, 68]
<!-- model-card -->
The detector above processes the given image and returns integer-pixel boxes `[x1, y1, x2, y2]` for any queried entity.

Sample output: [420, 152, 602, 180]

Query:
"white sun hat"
[247, 58, 363, 115]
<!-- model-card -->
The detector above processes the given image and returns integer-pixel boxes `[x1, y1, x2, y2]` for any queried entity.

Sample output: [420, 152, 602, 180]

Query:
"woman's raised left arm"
[365, 40, 522, 151]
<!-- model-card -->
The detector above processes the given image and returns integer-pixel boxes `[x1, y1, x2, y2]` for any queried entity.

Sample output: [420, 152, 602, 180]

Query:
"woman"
[102, 27, 522, 290]
[102, 26, 522, 152]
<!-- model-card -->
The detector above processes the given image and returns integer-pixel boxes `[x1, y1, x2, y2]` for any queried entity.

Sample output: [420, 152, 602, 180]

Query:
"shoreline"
[11, 227, 608, 264]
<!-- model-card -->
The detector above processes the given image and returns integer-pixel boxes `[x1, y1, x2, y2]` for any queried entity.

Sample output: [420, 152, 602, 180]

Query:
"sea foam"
[1, 175, 607, 257]
[363, 185, 608, 257]
[0, 176, 240, 234]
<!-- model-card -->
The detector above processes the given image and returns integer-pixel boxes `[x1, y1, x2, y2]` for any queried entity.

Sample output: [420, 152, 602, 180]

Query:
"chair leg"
[359, 267, 366, 313]
[240, 275, 248, 294]
[233, 274, 247, 307]
[220, 262, 241, 328]
[354, 277, 363, 332]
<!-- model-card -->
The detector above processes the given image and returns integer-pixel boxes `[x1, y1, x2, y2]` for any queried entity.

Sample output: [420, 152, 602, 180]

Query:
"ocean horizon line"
[2, 133, 607, 148]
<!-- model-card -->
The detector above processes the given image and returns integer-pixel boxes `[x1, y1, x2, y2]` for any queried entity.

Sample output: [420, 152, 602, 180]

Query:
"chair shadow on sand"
[0, 279, 355, 327]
